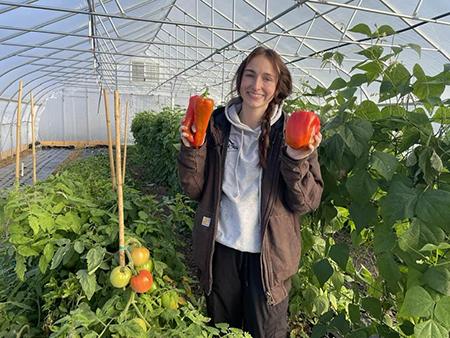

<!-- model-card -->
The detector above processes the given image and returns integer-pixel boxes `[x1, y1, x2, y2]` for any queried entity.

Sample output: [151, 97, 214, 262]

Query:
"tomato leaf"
[76, 269, 98, 301]
[87, 246, 106, 275]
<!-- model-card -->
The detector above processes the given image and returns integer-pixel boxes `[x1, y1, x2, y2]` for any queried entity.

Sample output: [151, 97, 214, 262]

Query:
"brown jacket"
[177, 107, 323, 305]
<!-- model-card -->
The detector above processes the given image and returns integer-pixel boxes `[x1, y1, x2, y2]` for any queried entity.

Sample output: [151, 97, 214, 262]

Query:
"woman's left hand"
[285, 132, 322, 160]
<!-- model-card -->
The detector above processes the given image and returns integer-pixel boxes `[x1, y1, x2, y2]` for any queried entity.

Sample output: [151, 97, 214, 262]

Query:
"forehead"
[244, 55, 277, 76]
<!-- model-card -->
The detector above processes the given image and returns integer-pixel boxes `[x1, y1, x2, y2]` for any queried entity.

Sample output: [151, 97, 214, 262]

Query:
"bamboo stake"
[114, 90, 125, 267]
[15, 81, 23, 184]
[30, 93, 37, 185]
[122, 100, 129, 181]
[103, 89, 116, 190]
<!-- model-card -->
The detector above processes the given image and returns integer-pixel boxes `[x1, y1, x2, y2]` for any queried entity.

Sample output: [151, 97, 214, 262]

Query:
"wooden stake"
[114, 90, 125, 267]
[103, 89, 116, 190]
[122, 100, 129, 181]
[15, 81, 23, 184]
[30, 93, 37, 185]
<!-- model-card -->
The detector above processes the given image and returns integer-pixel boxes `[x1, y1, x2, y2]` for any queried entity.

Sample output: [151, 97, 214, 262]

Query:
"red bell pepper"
[181, 95, 199, 144]
[285, 110, 321, 150]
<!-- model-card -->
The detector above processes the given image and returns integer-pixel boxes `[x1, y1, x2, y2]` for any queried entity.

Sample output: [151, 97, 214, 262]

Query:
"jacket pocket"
[266, 210, 301, 284]
[192, 208, 215, 286]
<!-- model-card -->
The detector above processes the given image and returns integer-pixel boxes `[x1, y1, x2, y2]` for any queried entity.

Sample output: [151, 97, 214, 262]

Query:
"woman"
[178, 47, 323, 338]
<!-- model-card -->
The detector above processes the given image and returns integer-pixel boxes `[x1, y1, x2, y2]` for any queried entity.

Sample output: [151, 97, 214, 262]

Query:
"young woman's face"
[239, 54, 278, 113]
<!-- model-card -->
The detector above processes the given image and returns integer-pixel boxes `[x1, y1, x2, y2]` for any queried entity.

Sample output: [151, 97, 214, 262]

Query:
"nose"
[252, 75, 263, 90]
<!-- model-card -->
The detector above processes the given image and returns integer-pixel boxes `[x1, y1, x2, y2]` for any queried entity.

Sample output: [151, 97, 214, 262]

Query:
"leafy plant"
[287, 23, 450, 338]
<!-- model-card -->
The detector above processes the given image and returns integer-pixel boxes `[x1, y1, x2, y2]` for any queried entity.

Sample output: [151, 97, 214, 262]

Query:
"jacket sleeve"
[279, 147, 323, 215]
[177, 142, 208, 201]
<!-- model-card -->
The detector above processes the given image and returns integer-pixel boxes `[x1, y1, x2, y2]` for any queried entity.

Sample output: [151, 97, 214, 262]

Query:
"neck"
[240, 104, 267, 129]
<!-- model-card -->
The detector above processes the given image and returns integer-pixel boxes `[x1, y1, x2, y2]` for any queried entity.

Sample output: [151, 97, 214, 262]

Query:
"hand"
[179, 120, 196, 148]
[286, 132, 322, 160]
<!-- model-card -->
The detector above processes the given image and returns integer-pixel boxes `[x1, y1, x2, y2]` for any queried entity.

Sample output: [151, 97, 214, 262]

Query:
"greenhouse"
[0, 0, 449, 337]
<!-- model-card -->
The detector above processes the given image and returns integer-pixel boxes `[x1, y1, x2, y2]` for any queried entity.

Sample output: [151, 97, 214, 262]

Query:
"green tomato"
[136, 258, 153, 273]
[161, 290, 179, 310]
[132, 318, 147, 332]
[148, 280, 158, 294]
[110, 266, 132, 288]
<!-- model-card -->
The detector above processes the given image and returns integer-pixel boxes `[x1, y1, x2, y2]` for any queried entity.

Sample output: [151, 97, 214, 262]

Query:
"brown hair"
[232, 47, 292, 168]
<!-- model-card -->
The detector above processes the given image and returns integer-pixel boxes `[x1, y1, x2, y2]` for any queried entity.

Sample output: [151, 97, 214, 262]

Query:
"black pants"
[206, 242, 289, 338]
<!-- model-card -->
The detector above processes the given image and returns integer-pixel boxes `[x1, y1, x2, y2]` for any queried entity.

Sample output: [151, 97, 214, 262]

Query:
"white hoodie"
[216, 99, 283, 253]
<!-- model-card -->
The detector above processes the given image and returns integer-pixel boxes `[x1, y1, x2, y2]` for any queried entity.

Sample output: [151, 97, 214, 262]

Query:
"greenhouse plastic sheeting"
[0, 0, 449, 155]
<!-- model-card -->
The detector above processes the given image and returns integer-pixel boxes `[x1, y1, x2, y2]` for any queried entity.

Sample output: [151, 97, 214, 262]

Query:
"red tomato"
[285, 110, 321, 150]
[131, 247, 150, 266]
[130, 270, 153, 293]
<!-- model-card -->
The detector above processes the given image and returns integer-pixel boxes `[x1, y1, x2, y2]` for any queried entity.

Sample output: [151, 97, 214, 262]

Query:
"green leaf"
[413, 76, 445, 101]
[86, 246, 106, 275]
[407, 43, 421, 57]
[375, 25, 395, 37]
[76, 269, 98, 301]
[346, 170, 378, 201]
[362, 297, 382, 319]
[338, 119, 373, 157]
[374, 223, 396, 254]
[358, 46, 383, 60]
[328, 78, 347, 90]
[43, 242, 54, 262]
[28, 215, 40, 236]
[414, 319, 448, 338]
[398, 218, 445, 252]
[380, 104, 407, 118]
[329, 243, 349, 271]
[432, 106, 450, 124]
[349, 201, 378, 229]
[17, 245, 39, 257]
[330, 312, 350, 334]
[349, 23, 372, 37]
[419, 147, 443, 185]
[370, 151, 399, 181]
[435, 296, 450, 329]
[380, 174, 417, 225]
[74, 240, 84, 254]
[377, 252, 401, 292]
[399, 286, 434, 318]
[312, 259, 334, 287]
[354, 100, 382, 121]
[419, 243, 450, 252]
[356, 61, 383, 83]
[416, 189, 450, 233]
[400, 320, 415, 336]
[347, 73, 367, 87]
[50, 244, 70, 270]
[39, 255, 49, 274]
[348, 303, 361, 324]
[413, 64, 426, 80]
[422, 266, 450, 295]
[313, 295, 329, 316]
[15, 254, 26, 281]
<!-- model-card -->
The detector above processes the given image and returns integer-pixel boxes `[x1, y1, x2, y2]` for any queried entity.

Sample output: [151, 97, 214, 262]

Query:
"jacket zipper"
[207, 123, 228, 295]
[260, 129, 282, 306]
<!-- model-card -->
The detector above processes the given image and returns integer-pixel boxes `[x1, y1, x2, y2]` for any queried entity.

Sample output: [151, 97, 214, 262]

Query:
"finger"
[191, 124, 197, 133]
[181, 135, 191, 147]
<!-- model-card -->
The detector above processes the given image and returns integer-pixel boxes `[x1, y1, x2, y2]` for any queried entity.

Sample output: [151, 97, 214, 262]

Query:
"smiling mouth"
[247, 92, 264, 98]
